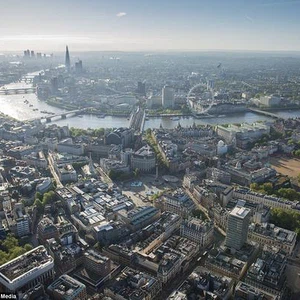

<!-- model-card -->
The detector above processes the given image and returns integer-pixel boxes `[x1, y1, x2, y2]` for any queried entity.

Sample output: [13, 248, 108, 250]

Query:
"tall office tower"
[207, 79, 214, 90]
[75, 60, 83, 74]
[50, 77, 59, 94]
[65, 45, 71, 71]
[30, 50, 35, 58]
[162, 85, 175, 108]
[137, 81, 146, 96]
[225, 205, 251, 250]
[24, 50, 30, 58]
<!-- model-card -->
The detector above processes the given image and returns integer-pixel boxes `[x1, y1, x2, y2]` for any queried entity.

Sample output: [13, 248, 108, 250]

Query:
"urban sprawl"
[0, 48, 300, 299]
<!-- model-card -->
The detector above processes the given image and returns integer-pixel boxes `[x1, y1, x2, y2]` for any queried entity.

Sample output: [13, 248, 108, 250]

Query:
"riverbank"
[257, 105, 300, 112]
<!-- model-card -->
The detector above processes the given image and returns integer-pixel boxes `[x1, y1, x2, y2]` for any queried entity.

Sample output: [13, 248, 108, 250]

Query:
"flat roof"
[230, 206, 250, 219]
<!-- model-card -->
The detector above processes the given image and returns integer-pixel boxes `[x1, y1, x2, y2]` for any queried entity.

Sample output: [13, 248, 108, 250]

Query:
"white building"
[0, 246, 54, 292]
[57, 138, 84, 156]
[225, 205, 251, 250]
[259, 95, 281, 107]
[217, 140, 228, 155]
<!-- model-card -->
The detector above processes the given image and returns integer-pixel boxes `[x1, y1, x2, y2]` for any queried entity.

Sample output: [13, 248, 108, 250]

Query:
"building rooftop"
[249, 222, 296, 246]
[230, 206, 251, 219]
[47, 274, 85, 298]
[0, 246, 53, 283]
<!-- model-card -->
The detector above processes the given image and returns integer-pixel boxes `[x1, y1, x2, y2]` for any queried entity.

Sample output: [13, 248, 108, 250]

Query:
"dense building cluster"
[0, 50, 300, 299]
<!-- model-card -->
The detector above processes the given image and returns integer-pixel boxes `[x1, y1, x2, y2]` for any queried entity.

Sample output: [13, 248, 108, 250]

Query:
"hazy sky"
[1, 0, 300, 52]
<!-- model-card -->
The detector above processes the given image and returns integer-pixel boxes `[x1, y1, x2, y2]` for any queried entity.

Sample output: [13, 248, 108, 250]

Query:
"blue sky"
[0, 0, 300, 52]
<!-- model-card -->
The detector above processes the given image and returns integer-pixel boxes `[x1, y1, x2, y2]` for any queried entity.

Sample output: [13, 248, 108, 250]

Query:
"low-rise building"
[0, 246, 54, 292]
[117, 206, 161, 231]
[104, 267, 162, 300]
[158, 189, 195, 218]
[180, 217, 214, 247]
[245, 246, 287, 298]
[233, 188, 293, 210]
[131, 144, 156, 173]
[157, 250, 184, 284]
[205, 244, 257, 280]
[37, 217, 59, 244]
[47, 274, 87, 300]
[234, 281, 279, 300]
[248, 222, 296, 255]
[84, 249, 111, 277]
[169, 267, 234, 300]
[57, 138, 84, 156]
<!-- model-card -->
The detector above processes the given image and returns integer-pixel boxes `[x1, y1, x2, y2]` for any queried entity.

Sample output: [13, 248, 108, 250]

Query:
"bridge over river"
[0, 87, 36, 95]
[27, 107, 92, 123]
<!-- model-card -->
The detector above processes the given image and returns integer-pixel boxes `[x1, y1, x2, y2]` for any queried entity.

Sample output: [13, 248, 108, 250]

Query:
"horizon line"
[2, 48, 300, 54]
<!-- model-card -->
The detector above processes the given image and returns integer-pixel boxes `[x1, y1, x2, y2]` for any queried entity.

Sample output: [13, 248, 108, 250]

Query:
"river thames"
[1, 73, 300, 130]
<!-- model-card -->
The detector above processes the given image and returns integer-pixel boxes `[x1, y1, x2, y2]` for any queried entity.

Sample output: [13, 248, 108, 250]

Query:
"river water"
[0, 72, 300, 129]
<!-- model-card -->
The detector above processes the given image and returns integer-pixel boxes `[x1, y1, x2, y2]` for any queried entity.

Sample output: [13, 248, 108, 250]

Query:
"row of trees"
[0, 234, 32, 265]
[34, 191, 57, 216]
[69, 127, 106, 138]
[147, 104, 190, 116]
[145, 129, 168, 170]
[250, 183, 300, 202]
[270, 208, 300, 239]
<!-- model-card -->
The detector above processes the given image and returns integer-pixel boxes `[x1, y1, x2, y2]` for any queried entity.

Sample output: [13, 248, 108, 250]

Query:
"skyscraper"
[225, 205, 250, 250]
[75, 60, 83, 74]
[137, 81, 146, 96]
[162, 85, 175, 108]
[65, 45, 71, 71]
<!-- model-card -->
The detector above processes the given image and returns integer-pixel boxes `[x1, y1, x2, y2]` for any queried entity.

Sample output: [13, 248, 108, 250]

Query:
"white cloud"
[116, 12, 127, 17]
[245, 15, 254, 22]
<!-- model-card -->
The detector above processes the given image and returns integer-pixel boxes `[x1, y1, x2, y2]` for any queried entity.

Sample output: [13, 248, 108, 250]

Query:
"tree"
[192, 209, 207, 220]
[24, 244, 33, 252]
[0, 235, 33, 265]
[270, 208, 300, 237]
[261, 183, 273, 195]
[277, 188, 300, 201]
[294, 150, 300, 157]
[133, 168, 140, 178]
[34, 199, 44, 215]
[42, 191, 57, 206]
[35, 192, 43, 201]
[52, 179, 57, 189]
[250, 183, 259, 191]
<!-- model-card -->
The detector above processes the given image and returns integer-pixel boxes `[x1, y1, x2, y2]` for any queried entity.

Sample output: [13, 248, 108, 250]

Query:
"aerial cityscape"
[1, 1, 300, 300]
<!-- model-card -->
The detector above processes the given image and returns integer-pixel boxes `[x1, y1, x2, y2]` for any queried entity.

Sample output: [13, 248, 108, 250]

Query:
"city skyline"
[1, 0, 300, 52]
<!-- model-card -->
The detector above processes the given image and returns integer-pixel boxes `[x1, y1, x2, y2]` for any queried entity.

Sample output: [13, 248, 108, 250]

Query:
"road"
[96, 166, 113, 185]
[185, 188, 227, 236]
[185, 188, 210, 219]
[47, 156, 63, 188]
